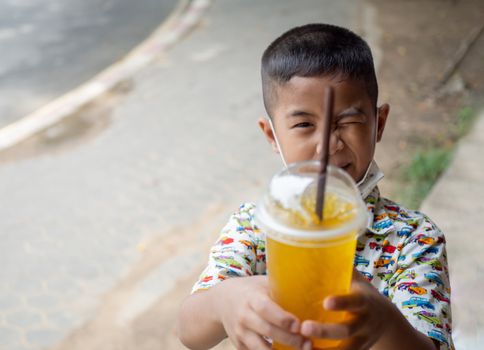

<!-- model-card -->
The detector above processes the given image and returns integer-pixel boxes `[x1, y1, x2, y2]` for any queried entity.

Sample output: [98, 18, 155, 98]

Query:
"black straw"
[315, 86, 334, 221]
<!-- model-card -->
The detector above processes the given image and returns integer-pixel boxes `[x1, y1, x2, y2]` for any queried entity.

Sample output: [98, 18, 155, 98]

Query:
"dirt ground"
[370, 0, 484, 199]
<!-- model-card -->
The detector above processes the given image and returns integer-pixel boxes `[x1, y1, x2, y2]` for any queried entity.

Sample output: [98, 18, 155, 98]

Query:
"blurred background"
[0, 0, 482, 349]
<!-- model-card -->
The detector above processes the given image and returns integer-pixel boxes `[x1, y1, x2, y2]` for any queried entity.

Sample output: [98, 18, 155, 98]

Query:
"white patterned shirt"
[192, 187, 454, 349]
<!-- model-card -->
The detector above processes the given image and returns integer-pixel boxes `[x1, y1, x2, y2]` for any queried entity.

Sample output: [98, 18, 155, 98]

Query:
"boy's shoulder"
[366, 188, 443, 240]
[235, 202, 257, 217]
[226, 203, 258, 230]
[221, 202, 263, 241]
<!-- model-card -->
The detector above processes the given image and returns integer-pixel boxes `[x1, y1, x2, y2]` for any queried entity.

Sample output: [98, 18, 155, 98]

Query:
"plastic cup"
[255, 161, 368, 350]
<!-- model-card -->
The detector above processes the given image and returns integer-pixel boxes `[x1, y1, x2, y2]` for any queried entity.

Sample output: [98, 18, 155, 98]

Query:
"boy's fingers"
[352, 268, 367, 282]
[240, 332, 272, 350]
[244, 311, 307, 349]
[323, 294, 366, 312]
[300, 317, 364, 340]
[249, 295, 300, 332]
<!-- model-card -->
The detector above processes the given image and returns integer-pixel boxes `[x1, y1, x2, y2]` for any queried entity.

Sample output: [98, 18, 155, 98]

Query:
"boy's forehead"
[280, 75, 363, 93]
[273, 75, 372, 109]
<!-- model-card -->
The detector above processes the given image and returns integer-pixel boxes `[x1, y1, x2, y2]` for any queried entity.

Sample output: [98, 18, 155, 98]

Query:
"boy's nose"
[329, 132, 344, 155]
[316, 132, 343, 157]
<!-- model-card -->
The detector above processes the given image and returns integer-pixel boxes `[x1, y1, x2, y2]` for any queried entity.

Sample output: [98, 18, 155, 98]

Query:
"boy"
[177, 24, 453, 350]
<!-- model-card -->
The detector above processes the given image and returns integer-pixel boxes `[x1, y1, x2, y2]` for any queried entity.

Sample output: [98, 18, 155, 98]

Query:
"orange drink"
[255, 161, 367, 349]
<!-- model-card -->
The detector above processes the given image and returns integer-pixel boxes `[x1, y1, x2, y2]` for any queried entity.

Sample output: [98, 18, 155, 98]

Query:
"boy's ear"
[257, 117, 279, 153]
[376, 104, 390, 142]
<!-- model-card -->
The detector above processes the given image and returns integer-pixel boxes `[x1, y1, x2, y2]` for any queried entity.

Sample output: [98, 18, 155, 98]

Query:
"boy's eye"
[337, 115, 366, 126]
[292, 122, 313, 128]
[337, 119, 365, 128]
[338, 121, 359, 126]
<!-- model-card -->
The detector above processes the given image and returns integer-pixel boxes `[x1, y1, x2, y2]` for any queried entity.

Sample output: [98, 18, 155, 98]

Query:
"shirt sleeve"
[191, 203, 264, 293]
[389, 215, 454, 350]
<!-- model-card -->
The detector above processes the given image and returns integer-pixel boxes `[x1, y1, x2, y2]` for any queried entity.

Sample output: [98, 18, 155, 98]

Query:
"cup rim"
[254, 161, 368, 242]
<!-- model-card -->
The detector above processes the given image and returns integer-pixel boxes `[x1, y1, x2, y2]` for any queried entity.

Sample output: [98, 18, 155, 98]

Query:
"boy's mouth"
[329, 160, 351, 171]
[342, 163, 352, 172]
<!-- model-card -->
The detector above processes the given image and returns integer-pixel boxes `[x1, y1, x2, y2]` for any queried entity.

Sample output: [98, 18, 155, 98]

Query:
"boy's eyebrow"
[287, 107, 367, 119]
[288, 110, 317, 117]
[335, 107, 366, 120]
[336, 107, 366, 118]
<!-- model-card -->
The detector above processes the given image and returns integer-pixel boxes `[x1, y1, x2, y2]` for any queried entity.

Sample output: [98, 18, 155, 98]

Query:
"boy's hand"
[216, 275, 311, 350]
[300, 270, 394, 350]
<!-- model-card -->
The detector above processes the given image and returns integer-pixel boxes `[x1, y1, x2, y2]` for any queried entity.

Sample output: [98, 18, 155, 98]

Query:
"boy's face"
[259, 75, 389, 183]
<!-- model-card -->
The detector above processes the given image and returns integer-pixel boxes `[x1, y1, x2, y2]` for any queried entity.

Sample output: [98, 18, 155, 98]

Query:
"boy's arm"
[176, 285, 227, 350]
[177, 276, 308, 350]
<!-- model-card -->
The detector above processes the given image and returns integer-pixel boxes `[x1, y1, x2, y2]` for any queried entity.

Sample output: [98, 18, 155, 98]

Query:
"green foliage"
[397, 105, 477, 209]
[399, 148, 454, 209]
[404, 149, 453, 183]
[455, 106, 476, 138]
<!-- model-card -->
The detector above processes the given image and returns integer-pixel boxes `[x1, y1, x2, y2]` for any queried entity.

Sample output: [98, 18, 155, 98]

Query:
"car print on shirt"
[239, 239, 255, 250]
[397, 226, 412, 238]
[213, 256, 243, 270]
[412, 246, 439, 260]
[395, 270, 416, 283]
[425, 272, 444, 287]
[415, 311, 443, 328]
[381, 239, 397, 253]
[201, 275, 213, 283]
[369, 241, 381, 250]
[384, 205, 400, 212]
[423, 246, 439, 254]
[415, 234, 436, 245]
[397, 282, 427, 295]
[218, 237, 234, 245]
[431, 290, 450, 303]
[359, 271, 374, 281]
[354, 254, 370, 267]
[356, 241, 365, 251]
[395, 263, 410, 275]
[412, 234, 445, 246]
[428, 329, 449, 346]
[417, 258, 443, 271]
[382, 244, 396, 254]
[373, 218, 393, 231]
[374, 255, 395, 268]
[402, 296, 435, 310]
[377, 270, 393, 282]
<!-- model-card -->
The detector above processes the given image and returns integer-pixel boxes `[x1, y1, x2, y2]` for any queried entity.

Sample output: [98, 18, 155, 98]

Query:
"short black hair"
[261, 23, 378, 115]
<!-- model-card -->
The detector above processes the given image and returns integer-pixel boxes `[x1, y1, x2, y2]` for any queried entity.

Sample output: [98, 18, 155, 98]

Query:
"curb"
[0, 0, 212, 152]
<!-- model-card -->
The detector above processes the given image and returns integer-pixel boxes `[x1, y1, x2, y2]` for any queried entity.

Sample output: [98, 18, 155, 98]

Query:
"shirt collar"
[364, 186, 396, 235]
[358, 160, 385, 199]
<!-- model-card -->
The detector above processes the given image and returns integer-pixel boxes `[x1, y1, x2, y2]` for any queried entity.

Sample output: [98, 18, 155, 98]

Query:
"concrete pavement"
[0, 1, 364, 349]
[421, 110, 484, 350]
[0, 0, 177, 127]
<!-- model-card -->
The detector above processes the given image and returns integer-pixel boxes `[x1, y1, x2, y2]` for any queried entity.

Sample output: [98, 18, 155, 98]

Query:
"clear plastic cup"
[255, 160, 368, 349]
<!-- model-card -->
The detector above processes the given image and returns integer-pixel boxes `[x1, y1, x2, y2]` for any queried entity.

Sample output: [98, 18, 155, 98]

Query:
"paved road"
[0, 1, 363, 349]
[0, 0, 177, 128]
[422, 111, 484, 350]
